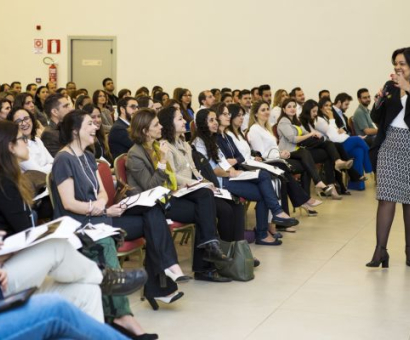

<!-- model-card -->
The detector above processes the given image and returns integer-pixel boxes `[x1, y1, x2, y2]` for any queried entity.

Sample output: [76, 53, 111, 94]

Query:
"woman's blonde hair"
[249, 100, 273, 134]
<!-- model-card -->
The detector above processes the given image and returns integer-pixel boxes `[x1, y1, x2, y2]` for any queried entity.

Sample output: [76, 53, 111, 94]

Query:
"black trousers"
[290, 148, 324, 185]
[119, 205, 179, 298]
[166, 188, 218, 273]
[307, 148, 335, 185]
[286, 159, 312, 195]
[215, 197, 245, 242]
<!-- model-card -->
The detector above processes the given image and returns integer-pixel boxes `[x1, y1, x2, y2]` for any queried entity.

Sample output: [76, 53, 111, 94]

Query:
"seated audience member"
[319, 89, 331, 100]
[26, 83, 37, 97]
[151, 85, 163, 97]
[192, 108, 299, 245]
[93, 89, 113, 133]
[211, 88, 221, 103]
[197, 90, 215, 112]
[135, 86, 149, 97]
[66, 81, 77, 100]
[52, 109, 188, 324]
[238, 89, 252, 131]
[136, 95, 154, 109]
[0, 83, 10, 92]
[221, 93, 233, 105]
[158, 105, 246, 242]
[7, 107, 53, 174]
[0, 98, 12, 120]
[10, 81, 22, 94]
[83, 103, 113, 165]
[258, 85, 272, 107]
[270, 89, 289, 125]
[229, 102, 321, 216]
[251, 87, 261, 102]
[108, 97, 139, 160]
[41, 93, 72, 157]
[353, 88, 378, 146]
[0, 293, 151, 340]
[126, 108, 233, 282]
[232, 89, 240, 104]
[289, 87, 306, 115]
[75, 94, 92, 110]
[0, 121, 149, 331]
[332, 92, 353, 133]
[103, 77, 119, 106]
[153, 91, 169, 106]
[118, 88, 132, 99]
[277, 98, 348, 199]
[46, 81, 57, 95]
[175, 88, 194, 131]
[152, 99, 163, 113]
[0, 90, 17, 105]
[302, 98, 372, 191]
[14, 92, 47, 131]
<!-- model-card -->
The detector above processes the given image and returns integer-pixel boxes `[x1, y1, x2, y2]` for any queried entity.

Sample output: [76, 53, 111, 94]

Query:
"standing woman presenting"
[367, 47, 410, 267]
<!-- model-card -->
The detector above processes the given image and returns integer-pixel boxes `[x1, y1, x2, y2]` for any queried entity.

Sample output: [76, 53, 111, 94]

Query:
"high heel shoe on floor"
[366, 246, 389, 268]
[299, 204, 318, 217]
[144, 291, 185, 311]
[110, 323, 159, 340]
[331, 186, 343, 200]
[164, 268, 192, 283]
[316, 185, 333, 198]
[306, 199, 323, 208]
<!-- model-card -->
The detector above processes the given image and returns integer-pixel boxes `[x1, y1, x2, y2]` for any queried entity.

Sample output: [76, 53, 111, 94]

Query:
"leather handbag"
[298, 136, 326, 149]
[215, 240, 254, 281]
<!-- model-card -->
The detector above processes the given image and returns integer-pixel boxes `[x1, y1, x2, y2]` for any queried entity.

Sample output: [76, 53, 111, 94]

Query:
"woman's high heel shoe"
[366, 246, 389, 268]
[316, 185, 333, 198]
[299, 204, 318, 217]
[335, 159, 354, 172]
[164, 268, 192, 283]
[144, 291, 184, 311]
[331, 186, 343, 200]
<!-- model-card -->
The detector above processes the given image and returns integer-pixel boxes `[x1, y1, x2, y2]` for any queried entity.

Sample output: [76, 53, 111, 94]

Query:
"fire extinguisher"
[43, 57, 58, 85]
[49, 64, 57, 84]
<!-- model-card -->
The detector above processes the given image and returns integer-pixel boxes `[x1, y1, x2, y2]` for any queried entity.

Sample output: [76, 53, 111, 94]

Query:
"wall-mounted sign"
[82, 59, 103, 66]
[47, 39, 60, 54]
[34, 39, 43, 54]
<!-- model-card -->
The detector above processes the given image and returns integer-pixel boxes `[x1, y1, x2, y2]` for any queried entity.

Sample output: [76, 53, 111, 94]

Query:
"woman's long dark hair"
[227, 103, 246, 140]
[82, 104, 112, 162]
[299, 99, 319, 132]
[192, 109, 220, 162]
[59, 109, 87, 146]
[0, 120, 33, 205]
[317, 97, 332, 123]
[177, 88, 194, 123]
[158, 106, 178, 144]
[277, 98, 301, 126]
[34, 86, 47, 112]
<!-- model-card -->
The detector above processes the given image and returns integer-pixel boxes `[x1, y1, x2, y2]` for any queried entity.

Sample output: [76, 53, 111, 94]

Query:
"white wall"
[1, 0, 409, 113]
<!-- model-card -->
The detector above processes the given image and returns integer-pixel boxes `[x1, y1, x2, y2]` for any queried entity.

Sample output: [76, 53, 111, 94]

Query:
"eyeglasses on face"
[14, 116, 31, 126]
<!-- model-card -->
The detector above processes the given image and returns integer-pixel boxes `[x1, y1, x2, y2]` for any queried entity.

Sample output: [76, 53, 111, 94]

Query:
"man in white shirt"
[196, 90, 215, 113]
[238, 89, 252, 131]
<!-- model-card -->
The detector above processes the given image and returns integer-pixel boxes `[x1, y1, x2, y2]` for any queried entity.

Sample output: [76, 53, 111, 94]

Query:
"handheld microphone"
[374, 80, 395, 110]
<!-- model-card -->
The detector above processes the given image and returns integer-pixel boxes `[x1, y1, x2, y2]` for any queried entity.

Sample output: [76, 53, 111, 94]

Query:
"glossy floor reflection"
[126, 180, 410, 340]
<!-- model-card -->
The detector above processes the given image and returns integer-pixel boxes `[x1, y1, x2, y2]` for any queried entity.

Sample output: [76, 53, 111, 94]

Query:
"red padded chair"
[113, 154, 128, 188]
[97, 160, 145, 265]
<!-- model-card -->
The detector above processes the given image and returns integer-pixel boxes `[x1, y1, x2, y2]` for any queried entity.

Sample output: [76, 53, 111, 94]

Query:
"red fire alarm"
[47, 39, 60, 54]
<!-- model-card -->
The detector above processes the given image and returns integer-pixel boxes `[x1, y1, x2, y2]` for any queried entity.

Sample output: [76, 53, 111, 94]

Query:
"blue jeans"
[223, 170, 283, 239]
[343, 137, 372, 191]
[0, 294, 128, 340]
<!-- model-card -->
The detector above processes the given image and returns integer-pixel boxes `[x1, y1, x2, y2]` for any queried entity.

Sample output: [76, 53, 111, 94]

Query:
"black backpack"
[191, 145, 220, 188]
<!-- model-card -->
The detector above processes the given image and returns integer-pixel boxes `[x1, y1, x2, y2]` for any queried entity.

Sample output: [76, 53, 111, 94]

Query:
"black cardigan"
[0, 177, 32, 235]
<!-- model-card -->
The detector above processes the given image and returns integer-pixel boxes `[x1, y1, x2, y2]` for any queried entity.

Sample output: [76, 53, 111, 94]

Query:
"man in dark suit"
[41, 93, 72, 157]
[332, 93, 353, 134]
[108, 97, 139, 160]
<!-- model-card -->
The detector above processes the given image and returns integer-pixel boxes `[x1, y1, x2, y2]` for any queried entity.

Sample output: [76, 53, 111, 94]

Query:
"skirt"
[377, 126, 410, 203]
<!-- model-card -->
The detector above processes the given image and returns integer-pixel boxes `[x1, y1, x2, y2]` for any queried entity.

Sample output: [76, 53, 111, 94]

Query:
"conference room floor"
[126, 179, 410, 340]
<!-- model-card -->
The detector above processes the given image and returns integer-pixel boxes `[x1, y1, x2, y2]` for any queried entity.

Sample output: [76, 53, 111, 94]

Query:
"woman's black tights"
[371, 201, 410, 261]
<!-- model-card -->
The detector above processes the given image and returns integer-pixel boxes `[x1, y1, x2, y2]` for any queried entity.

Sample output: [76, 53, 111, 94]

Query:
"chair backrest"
[348, 116, 356, 136]
[46, 173, 55, 209]
[272, 124, 279, 143]
[189, 120, 196, 136]
[114, 153, 128, 187]
[97, 160, 115, 207]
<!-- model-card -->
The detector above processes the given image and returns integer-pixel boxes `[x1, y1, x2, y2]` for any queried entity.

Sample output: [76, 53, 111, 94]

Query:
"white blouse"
[314, 116, 349, 143]
[390, 95, 408, 129]
[226, 131, 252, 161]
[247, 124, 280, 160]
[20, 137, 54, 174]
[270, 106, 282, 126]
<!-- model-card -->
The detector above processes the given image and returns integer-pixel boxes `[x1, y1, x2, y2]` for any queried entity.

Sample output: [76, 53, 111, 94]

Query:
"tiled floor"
[127, 180, 410, 340]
